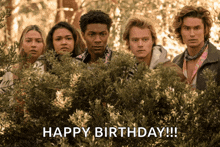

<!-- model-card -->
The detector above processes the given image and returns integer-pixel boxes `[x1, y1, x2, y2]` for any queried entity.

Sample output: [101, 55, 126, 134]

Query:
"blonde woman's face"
[22, 30, 44, 58]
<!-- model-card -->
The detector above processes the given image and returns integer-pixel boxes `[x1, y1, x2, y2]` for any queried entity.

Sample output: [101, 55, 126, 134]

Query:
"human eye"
[100, 32, 106, 36]
[194, 26, 200, 30]
[66, 36, 73, 40]
[183, 26, 189, 30]
[132, 38, 138, 42]
[36, 39, 43, 43]
[25, 39, 32, 42]
[143, 38, 149, 42]
[88, 33, 95, 37]
[55, 37, 61, 41]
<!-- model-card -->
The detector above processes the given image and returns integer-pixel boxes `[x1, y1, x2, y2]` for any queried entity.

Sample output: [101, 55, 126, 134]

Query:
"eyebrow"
[182, 25, 201, 27]
[54, 35, 73, 37]
[131, 36, 149, 39]
[25, 37, 42, 39]
[88, 31, 107, 33]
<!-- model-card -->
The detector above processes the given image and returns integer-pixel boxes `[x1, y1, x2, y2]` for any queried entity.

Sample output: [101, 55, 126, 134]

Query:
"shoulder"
[207, 42, 220, 61]
[172, 52, 184, 63]
[163, 61, 186, 82]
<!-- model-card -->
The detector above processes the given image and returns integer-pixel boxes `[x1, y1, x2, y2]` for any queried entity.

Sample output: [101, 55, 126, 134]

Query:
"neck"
[137, 51, 152, 66]
[89, 55, 99, 64]
[187, 42, 205, 56]
[27, 57, 37, 64]
[88, 50, 105, 64]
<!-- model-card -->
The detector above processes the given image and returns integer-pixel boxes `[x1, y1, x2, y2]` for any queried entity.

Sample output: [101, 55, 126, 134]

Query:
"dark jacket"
[172, 42, 220, 90]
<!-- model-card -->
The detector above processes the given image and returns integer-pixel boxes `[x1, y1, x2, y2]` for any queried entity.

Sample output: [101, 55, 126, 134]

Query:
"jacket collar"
[76, 45, 112, 64]
[175, 42, 219, 68]
[202, 42, 219, 65]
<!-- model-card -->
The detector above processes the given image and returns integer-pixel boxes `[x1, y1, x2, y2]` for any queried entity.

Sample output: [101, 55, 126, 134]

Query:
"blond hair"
[123, 15, 157, 49]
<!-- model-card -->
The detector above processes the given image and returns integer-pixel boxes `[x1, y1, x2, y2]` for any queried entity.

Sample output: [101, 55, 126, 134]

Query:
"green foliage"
[1, 48, 220, 146]
[0, 9, 10, 29]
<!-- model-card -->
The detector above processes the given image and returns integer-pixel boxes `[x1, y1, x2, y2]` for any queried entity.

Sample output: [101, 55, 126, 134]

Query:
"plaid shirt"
[76, 45, 112, 64]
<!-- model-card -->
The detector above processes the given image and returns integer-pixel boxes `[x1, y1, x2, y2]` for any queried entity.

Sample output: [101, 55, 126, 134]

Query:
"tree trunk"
[5, 0, 13, 43]
[63, 0, 82, 29]
[55, 0, 64, 23]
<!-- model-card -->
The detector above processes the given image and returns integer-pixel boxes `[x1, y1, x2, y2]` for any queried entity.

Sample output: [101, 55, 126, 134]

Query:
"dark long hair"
[46, 21, 85, 57]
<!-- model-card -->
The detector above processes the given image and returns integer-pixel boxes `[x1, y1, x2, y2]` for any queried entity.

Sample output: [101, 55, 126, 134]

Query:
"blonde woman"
[0, 25, 46, 93]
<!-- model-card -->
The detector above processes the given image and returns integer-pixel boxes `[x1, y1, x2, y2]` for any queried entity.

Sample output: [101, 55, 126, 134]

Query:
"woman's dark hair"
[46, 21, 85, 57]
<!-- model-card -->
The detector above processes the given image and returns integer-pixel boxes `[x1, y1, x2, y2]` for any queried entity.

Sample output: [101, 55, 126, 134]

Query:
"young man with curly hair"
[123, 15, 186, 81]
[76, 10, 113, 64]
[172, 6, 220, 90]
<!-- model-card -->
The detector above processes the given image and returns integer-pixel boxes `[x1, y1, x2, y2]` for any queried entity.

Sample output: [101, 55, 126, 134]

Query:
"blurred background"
[1, 0, 220, 59]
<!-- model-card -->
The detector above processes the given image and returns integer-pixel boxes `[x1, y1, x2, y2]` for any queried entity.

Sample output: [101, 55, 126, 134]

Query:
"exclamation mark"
[175, 127, 177, 137]
[166, 127, 169, 137]
[170, 127, 173, 137]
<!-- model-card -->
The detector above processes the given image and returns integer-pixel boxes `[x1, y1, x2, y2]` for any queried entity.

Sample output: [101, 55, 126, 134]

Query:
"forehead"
[53, 28, 72, 36]
[129, 26, 152, 38]
[85, 23, 108, 33]
[25, 30, 42, 38]
[182, 17, 204, 27]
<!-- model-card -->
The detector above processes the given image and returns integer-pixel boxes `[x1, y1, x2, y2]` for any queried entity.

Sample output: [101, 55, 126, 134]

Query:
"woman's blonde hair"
[18, 25, 45, 69]
[19, 25, 46, 58]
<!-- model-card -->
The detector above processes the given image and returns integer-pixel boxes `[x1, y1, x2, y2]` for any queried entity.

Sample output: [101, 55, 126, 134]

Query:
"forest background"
[1, 0, 220, 59]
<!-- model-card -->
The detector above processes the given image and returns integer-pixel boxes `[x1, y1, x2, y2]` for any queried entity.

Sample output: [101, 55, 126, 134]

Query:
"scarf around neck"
[184, 40, 208, 61]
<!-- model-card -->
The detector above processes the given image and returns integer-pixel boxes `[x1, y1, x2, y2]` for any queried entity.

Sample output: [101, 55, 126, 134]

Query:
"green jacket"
[172, 42, 220, 90]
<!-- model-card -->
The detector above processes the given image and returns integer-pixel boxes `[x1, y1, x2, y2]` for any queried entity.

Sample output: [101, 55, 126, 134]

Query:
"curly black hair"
[80, 10, 113, 33]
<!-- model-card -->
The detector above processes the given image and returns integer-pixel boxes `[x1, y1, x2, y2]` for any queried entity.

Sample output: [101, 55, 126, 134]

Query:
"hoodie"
[128, 45, 186, 82]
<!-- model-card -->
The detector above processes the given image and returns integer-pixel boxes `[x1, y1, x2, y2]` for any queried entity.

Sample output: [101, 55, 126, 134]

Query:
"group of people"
[1, 5, 220, 92]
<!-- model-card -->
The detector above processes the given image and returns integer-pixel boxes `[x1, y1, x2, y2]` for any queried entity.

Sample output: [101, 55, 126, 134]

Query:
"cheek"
[38, 43, 44, 53]
[130, 44, 137, 53]
[147, 42, 153, 50]
[53, 41, 59, 50]
[22, 43, 30, 53]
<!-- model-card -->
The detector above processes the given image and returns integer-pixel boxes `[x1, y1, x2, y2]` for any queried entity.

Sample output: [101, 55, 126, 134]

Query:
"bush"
[1, 48, 220, 147]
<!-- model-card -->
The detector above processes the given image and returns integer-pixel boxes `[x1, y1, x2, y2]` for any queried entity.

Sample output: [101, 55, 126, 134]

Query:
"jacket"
[76, 45, 113, 64]
[0, 55, 45, 93]
[172, 42, 220, 90]
[128, 45, 186, 82]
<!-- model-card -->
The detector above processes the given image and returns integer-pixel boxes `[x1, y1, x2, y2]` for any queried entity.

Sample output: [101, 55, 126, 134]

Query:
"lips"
[188, 39, 197, 42]
[61, 47, 68, 50]
[93, 46, 103, 49]
[137, 50, 145, 52]
[29, 50, 38, 54]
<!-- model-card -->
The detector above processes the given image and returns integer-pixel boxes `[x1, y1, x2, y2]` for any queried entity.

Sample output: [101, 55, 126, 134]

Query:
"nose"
[190, 29, 195, 36]
[61, 38, 67, 44]
[94, 35, 101, 42]
[31, 41, 36, 47]
[138, 40, 143, 47]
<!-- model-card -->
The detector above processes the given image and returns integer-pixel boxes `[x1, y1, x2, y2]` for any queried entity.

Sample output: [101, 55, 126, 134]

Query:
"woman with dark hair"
[46, 21, 85, 58]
